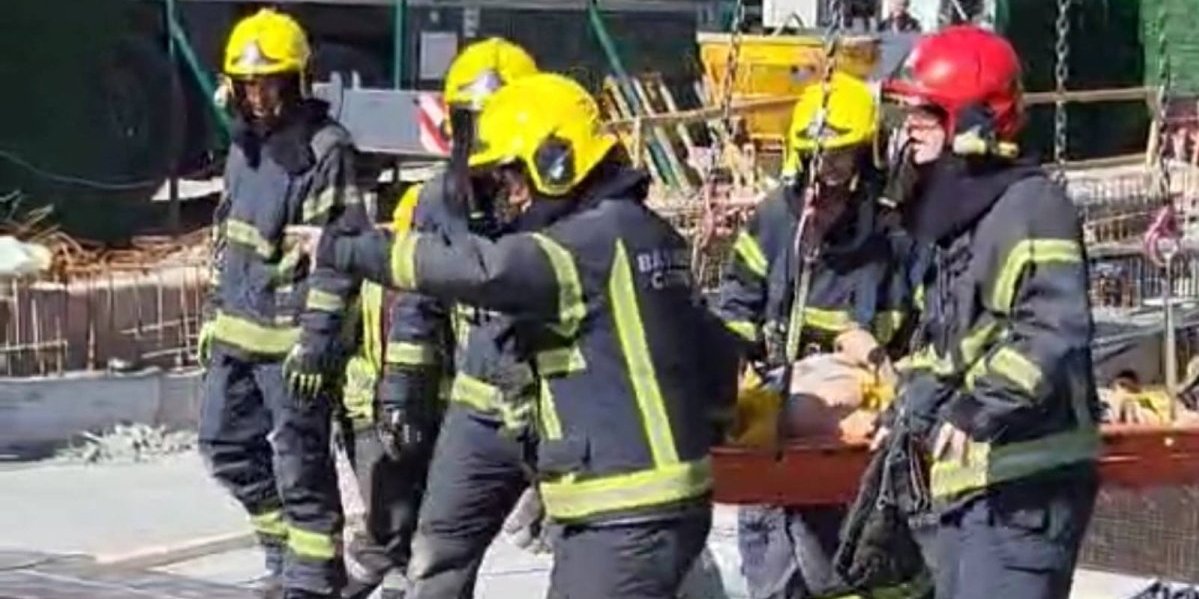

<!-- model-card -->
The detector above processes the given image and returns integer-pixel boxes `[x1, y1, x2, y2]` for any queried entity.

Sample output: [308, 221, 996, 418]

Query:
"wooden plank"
[94, 531, 256, 569]
[604, 87, 1156, 132]
[647, 74, 700, 164]
[631, 77, 693, 194]
[712, 424, 1199, 506]
[603, 78, 666, 187]
[1025, 87, 1156, 106]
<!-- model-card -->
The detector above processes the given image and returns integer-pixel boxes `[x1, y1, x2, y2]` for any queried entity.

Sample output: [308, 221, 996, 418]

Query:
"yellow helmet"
[783, 73, 879, 177]
[223, 9, 311, 77]
[468, 73, 616, 197]
[392, 184, 423, 234]
[443, 38, 538, 111]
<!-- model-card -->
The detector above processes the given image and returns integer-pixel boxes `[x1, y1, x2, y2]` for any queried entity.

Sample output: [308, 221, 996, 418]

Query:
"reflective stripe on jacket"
[331, 169, 739, 524]
[900, 173, 1100, 500]
[209, 105, 369, 358]
[386, 172, 537, 427]
[716, 186, 915, 361]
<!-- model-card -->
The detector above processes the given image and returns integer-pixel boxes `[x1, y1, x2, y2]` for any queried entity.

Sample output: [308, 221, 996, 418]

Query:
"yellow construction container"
[697, 32, 881, 148]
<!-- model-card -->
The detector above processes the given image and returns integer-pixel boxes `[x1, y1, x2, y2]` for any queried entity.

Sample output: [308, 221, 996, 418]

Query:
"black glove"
[284, 345, 328, 402]
[896, 375, 954, 443]
[377, 407, 425, 462]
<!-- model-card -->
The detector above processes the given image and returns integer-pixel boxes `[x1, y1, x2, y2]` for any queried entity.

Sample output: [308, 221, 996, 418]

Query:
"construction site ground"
[0, 453, 1171, 599]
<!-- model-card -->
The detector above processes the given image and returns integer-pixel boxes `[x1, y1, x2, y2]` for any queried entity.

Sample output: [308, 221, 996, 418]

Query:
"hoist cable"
[692, 0, 747, 281]
[1052, 0, 1072, 185]
[783, 0, 844, 365]
[769, 0, 846, 462]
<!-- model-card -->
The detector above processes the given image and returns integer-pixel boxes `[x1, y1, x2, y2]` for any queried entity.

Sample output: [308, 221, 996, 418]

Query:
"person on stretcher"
[714, 74, 921, 599]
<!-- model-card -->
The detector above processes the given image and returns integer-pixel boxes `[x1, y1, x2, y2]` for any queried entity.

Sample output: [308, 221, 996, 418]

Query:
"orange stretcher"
[711, 424, 1199, 505]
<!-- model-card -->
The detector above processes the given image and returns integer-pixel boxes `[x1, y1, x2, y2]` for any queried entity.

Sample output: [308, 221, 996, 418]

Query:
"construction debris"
[54, 423, 197, 464]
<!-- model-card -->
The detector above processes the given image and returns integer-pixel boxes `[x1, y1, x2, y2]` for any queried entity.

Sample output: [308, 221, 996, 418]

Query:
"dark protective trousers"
[737, 504, 847, 599]
[198, 348, 345, 595]
[407, 404, 529, 599]
[933, 468, 1098, 599]
[341, 418, 437, 594]
[548, 511, 712, 599]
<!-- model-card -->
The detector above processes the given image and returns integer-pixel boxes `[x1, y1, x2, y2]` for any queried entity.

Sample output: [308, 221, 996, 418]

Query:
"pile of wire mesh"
[1080, 485, 1199, 582]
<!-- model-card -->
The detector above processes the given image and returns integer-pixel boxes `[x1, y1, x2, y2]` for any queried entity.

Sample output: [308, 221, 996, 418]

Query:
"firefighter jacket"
[388, 172, 542, 433]
[207, 101, 369, 359]
[716, 184, 915, 363]
[897, 159, 1100, 502]
[322, 167, 740, 524]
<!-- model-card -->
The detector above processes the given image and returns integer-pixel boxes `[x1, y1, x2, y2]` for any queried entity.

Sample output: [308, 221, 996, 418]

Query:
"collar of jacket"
[231, 99, 332, 174]
[784, 179, 882, 260]
[514, 164, 650, 232]
[905, 155, 1041, 245]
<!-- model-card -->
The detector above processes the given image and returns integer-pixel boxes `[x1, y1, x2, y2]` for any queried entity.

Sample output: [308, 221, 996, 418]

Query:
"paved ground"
[0, 453, 1169, 598]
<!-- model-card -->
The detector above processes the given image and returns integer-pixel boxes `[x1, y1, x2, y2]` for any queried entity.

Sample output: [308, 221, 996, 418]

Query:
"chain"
[717, 0, 746, 137]
[1153, 0, 1173, 207]
[803, 0, 845, 207]
[693, 0, 746, 279]
[784, 0, 843, 364]
[1052, 0, 1071, 184]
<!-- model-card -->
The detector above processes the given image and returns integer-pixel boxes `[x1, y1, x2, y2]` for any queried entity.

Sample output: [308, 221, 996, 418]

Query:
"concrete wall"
[0, 368, 202, 457]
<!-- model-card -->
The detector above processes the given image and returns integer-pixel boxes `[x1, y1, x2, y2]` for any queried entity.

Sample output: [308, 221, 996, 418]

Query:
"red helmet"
[883, 26, 1024, 140]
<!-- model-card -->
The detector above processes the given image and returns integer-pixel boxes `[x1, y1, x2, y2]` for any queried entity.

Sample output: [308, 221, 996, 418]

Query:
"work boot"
[282, 590, 336, 599]
[341, 577, 381, 599]
[246, 574, 282, 599]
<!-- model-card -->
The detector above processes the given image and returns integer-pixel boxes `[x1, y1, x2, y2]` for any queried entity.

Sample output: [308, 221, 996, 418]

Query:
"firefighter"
[194, 9, 369, 599]
[303, 72, 739, 598]
[394, 38, 548, 599]
[881, 26, 1099, 599]
[338, 185, 445, 599]
[714, 73, 916, 599]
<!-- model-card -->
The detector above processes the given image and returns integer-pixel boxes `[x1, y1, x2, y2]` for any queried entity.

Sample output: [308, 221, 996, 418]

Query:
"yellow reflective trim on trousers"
[984, 346, 1043, 396]
[451, 307, 471, 348]
[803, 308, 853, 333]
[610, 241, 678, 466]
[274, 248, 303, 284]
[306, 288, 344, 312]
[390, 233, 420, 290]
[725, 320, 759, 343]
[539, 379, 564, 440]
[212, 311, 300, 355]
[287, 525, 338, 560]
[733, 231, 768, 278]
[386, 341, 437, 366]
[341, 355, 378, 421]
[930, 428, 1100, 499]
[540, 457, 712, 521]
[535, 346, 587, 376]
[899, 345, 954, 376]
[302, 186, 337, 223]
[361, 282, 385, 369]
[449, 372, 502, 412]
[225, 219, 274, 257]
[871, 310, 905, 345]
[250, 509, 287, 538]
[992, 239, 1082, 312]
[531, 234, 587, 337]
[960, 321, 1001, 366]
